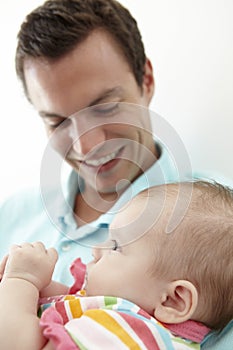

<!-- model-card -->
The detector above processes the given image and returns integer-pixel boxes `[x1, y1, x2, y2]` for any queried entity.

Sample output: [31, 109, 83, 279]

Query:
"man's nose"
[73, 128, 106, 156]
[70, 116, 106, 156]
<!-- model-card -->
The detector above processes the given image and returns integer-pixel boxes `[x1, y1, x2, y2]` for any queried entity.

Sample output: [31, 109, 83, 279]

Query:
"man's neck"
[74, 189, 118, 226]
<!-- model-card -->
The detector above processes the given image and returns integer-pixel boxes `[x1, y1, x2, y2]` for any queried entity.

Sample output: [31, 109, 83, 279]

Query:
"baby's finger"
[47, 247, 58, 264]
[32, 241, 47, 251]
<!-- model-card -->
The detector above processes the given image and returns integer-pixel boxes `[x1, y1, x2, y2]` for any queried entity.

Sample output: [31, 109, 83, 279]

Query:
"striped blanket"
[39, 292, 209, 349]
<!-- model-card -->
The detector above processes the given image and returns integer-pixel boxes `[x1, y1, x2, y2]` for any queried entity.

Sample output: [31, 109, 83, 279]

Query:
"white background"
[0, 0, 233, 200]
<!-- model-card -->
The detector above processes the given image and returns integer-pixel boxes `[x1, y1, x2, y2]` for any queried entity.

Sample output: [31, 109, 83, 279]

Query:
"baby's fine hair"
[144, 180, 233, 330]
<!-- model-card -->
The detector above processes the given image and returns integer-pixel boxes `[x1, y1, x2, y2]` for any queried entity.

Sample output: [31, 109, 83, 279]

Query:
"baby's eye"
[111, 239, 120, 251]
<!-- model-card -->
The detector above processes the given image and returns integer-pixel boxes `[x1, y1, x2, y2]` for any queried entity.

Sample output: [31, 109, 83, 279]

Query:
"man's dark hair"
[15, 0, 146, 97]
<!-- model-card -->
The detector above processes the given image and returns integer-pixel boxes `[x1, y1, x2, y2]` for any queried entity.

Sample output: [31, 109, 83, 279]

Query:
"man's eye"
[49, 122, 62, 129]
[46, 119, 69, 130]
[93, 103, 119, 117]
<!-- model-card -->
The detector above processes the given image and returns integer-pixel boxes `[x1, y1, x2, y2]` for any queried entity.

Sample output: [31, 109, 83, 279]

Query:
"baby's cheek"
[86, 268, 104, 295]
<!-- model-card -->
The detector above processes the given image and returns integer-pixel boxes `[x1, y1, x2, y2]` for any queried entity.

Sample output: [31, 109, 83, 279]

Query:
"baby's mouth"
[81, 271, 88, 290]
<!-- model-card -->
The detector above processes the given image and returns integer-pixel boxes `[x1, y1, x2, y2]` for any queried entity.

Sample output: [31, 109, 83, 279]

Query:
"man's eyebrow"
[39, 86, 124, 119]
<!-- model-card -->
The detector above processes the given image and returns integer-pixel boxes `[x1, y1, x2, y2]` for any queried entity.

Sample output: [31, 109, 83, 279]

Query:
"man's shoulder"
[0, 186, 63, 260]
[1, 187, 41, 211]
[0, 186, 60, 213]
[0, 185, 66, 228]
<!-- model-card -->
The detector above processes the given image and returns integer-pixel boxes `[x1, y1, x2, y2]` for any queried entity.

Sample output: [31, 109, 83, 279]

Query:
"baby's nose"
[91, 246, 103, 262]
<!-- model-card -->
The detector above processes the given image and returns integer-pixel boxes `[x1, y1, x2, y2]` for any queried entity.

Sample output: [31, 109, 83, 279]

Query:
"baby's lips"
[69, 257, 86, 294]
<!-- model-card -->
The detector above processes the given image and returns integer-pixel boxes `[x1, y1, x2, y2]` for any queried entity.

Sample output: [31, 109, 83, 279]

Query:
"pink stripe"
[119, 312, 160, 349]
[40, 307, 79, 350]
[138, 308, 151, 320]
[164, 319, 210, 342]
[55, 301, 69, 324]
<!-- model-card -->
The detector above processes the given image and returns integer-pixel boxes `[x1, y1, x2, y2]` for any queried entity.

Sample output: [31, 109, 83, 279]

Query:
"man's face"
[24, 30, 155, 195]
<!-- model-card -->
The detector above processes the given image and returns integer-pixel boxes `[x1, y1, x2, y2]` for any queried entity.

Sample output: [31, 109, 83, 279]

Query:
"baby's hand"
[2, 242, 58, 291]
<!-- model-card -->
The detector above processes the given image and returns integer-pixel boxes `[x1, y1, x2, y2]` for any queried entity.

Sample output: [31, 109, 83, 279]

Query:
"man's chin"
[95, 181, 131, 199]
[85, 180, 123, 196]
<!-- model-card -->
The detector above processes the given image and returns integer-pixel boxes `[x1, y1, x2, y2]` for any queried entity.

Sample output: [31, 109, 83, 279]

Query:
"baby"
[0, 180, 232, 349]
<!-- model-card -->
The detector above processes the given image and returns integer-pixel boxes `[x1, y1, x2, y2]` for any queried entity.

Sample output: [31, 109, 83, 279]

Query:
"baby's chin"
[84, 285, 108, 297]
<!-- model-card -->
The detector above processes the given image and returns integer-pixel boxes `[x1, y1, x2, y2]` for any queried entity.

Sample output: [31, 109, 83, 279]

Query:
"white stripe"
[65, 314, 129, 350]
[64, 300, 74, 320]
[105, 309, 148, 350]
[79, 295, 106, 312]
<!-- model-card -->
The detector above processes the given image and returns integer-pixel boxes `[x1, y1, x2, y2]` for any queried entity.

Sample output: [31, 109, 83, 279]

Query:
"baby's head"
[86, 181, 233, 330]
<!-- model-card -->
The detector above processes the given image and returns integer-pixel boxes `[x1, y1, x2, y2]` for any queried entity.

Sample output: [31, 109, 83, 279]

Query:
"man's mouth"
[82, 147, 123, 167]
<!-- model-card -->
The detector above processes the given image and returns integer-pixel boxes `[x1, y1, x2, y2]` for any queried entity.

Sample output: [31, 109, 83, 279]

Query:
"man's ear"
[142, 58, 155, 104]
[154, 280, 198, 324]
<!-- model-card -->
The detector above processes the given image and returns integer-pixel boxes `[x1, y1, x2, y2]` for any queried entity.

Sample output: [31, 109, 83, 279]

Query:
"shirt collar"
[54, 141, 180, 233]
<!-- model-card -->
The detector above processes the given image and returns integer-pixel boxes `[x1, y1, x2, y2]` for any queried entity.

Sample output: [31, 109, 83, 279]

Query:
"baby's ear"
[154, 280, 198, 324]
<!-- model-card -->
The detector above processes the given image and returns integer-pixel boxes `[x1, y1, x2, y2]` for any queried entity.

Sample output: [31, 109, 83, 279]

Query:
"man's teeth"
[85, 150, 120, 166]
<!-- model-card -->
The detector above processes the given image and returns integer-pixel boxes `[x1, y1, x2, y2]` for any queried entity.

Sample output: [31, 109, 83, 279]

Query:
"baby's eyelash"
[111, 239, 119, 251]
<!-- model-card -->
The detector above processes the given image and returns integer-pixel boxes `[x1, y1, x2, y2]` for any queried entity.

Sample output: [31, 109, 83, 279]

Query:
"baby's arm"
[40, 280, 69, 298]
[0, 242, 58, 350]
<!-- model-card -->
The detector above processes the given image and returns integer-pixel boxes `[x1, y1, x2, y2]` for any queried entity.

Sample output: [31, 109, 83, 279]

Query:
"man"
[1, 0, 183, 282]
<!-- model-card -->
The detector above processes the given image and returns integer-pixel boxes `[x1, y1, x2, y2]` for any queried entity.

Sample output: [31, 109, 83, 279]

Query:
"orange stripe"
[68, 298, 83, 318]
[64, 295, 76, 300]
[85, 309, 141, 349]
